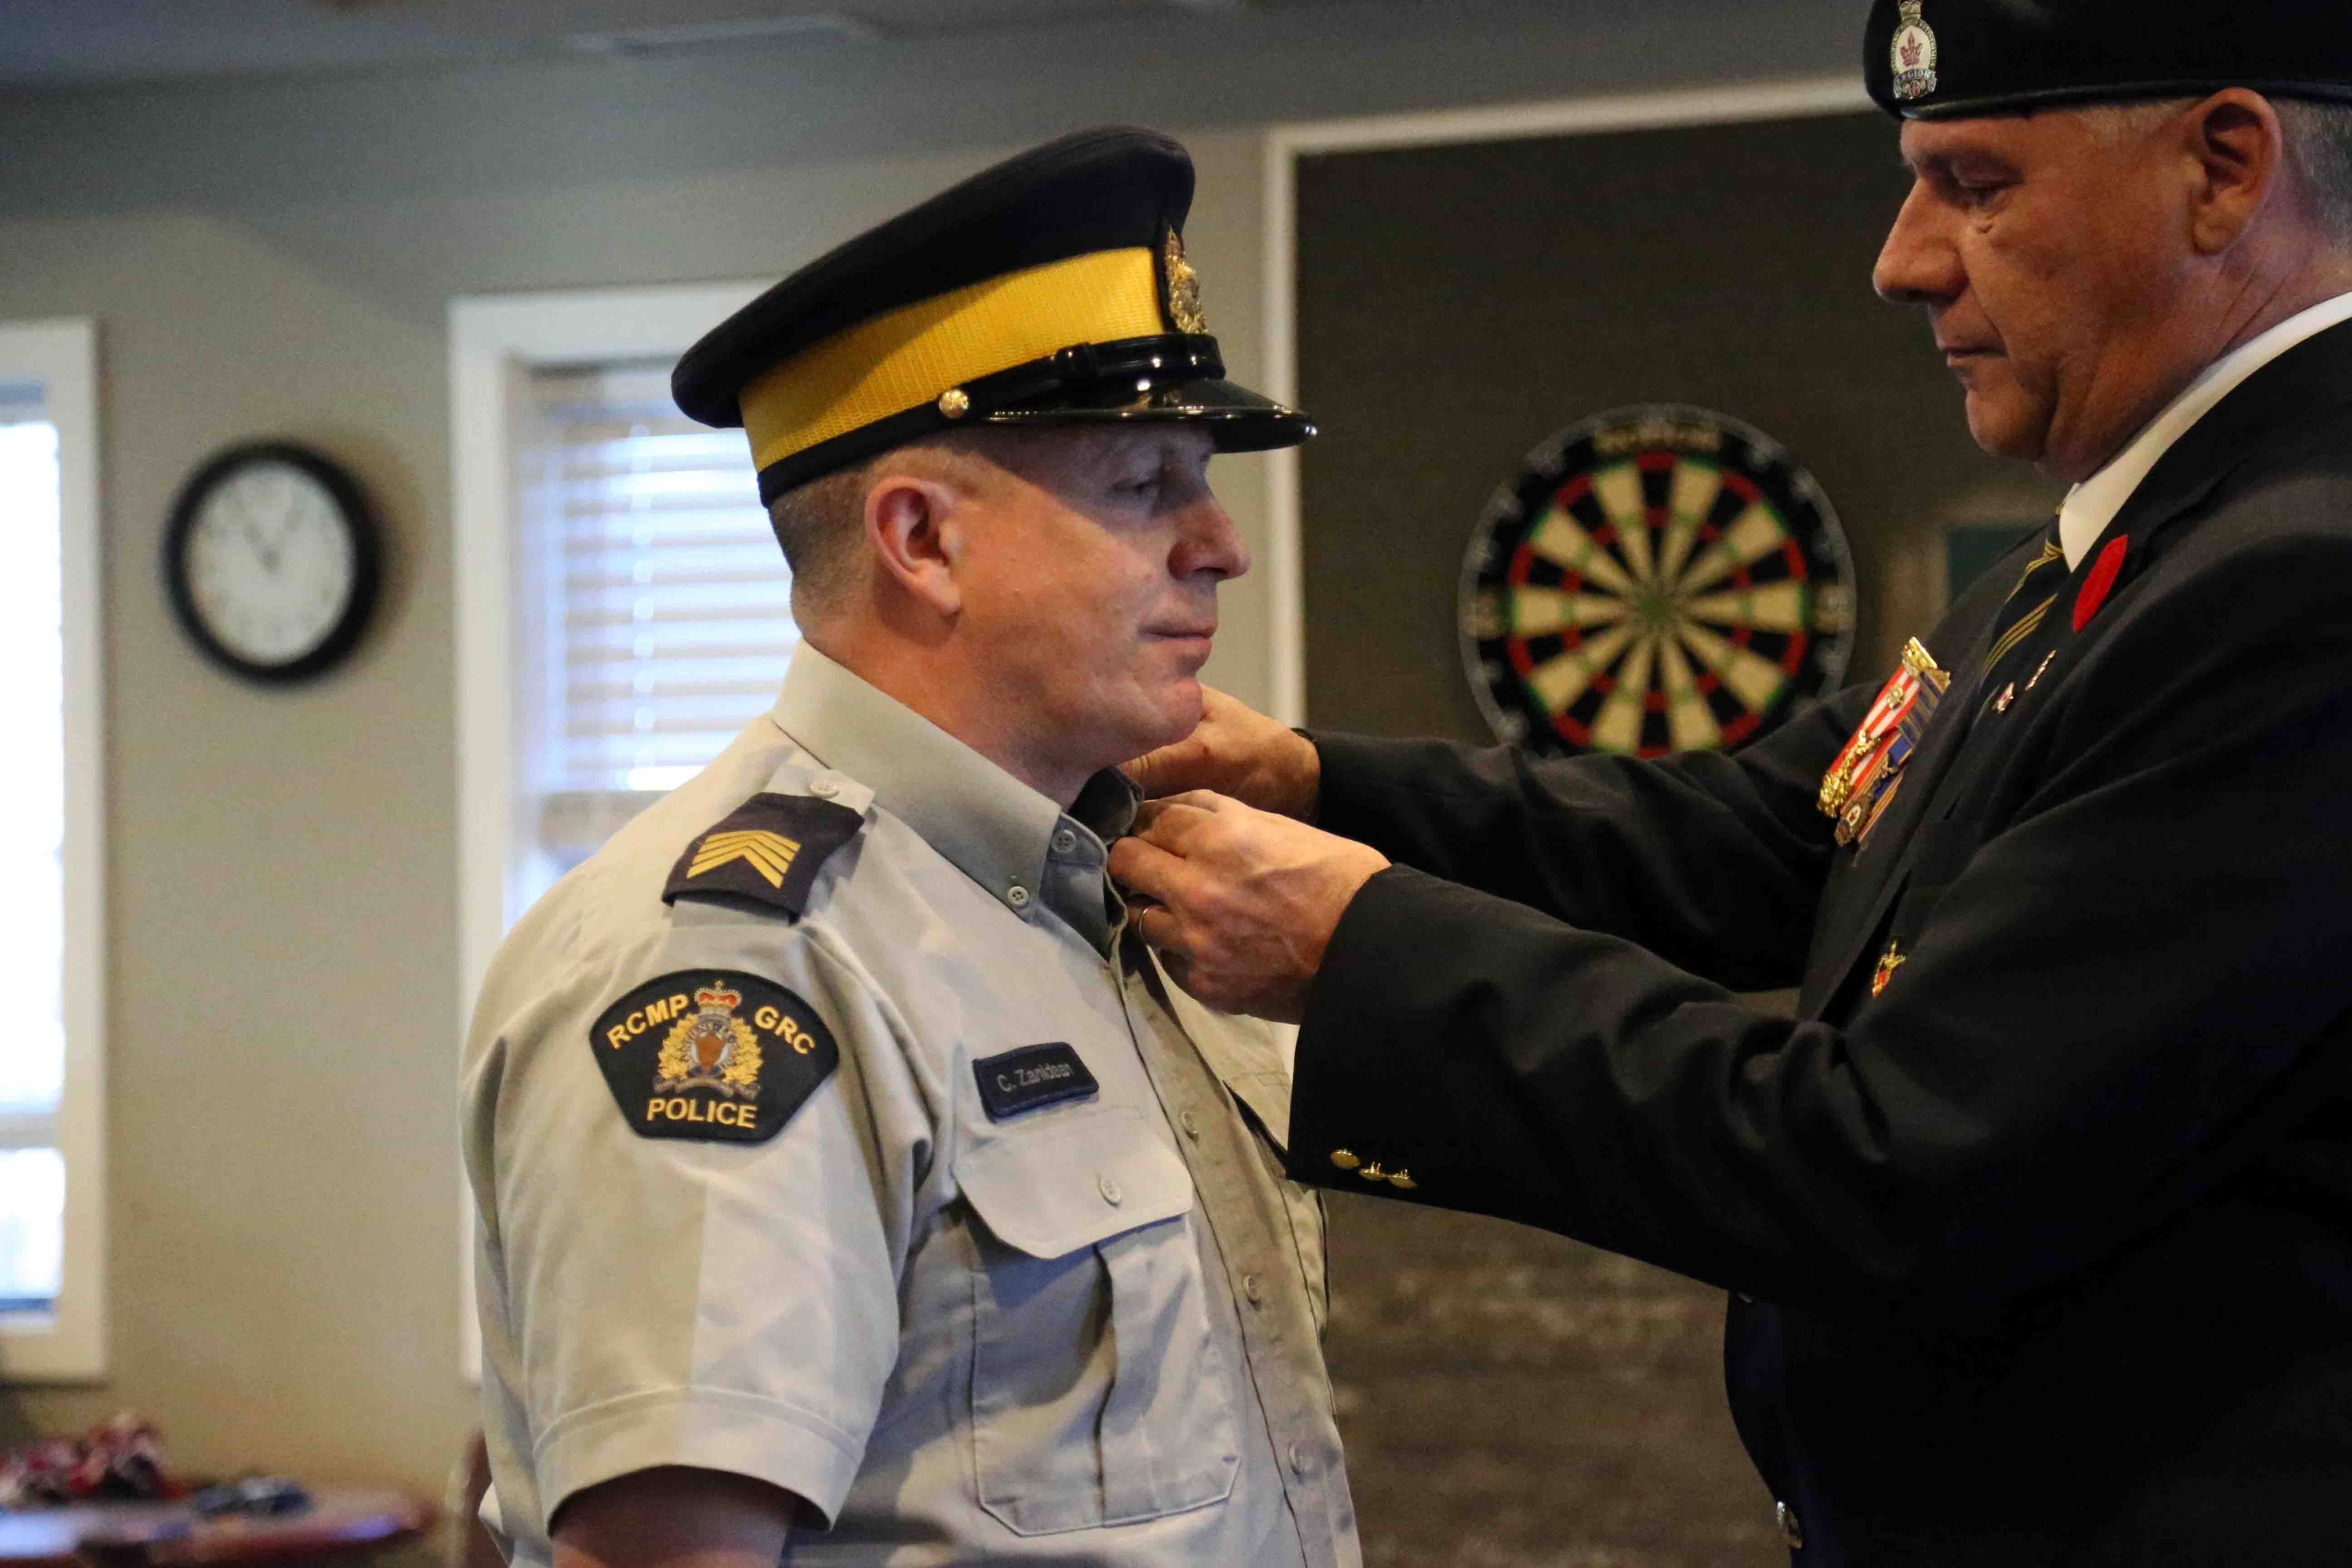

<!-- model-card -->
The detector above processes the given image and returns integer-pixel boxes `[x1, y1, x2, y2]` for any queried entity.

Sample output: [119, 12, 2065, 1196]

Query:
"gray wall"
[0, 0, 1898, 1549]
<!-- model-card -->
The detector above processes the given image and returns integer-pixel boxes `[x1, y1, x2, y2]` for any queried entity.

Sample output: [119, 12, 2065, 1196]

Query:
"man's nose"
[1176, 494, 1251, 581]
[1872, 182, 1961, 306]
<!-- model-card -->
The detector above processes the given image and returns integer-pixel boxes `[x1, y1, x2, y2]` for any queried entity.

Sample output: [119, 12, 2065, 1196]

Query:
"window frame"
[448, 282, 765, 1379]
[0, 316, 108, 1382]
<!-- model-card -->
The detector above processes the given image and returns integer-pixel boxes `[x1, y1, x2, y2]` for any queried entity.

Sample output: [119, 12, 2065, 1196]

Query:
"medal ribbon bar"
[1820, 638, 1949, 846]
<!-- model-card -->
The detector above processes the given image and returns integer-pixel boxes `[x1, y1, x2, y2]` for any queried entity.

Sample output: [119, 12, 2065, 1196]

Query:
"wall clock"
[1460, 405, 1855, 758]
[163, 441, 381, 683]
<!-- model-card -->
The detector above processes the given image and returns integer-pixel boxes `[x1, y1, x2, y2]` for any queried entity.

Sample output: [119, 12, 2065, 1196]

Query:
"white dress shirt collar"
[2057, 290, 2352, 568]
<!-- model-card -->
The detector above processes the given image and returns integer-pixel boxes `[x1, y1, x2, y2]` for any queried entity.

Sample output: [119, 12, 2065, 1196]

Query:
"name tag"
[974, 1043, 1099, 1121]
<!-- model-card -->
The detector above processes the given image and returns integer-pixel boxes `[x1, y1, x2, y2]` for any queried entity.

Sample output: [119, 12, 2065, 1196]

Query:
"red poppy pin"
[2073, 535, 2129, 630]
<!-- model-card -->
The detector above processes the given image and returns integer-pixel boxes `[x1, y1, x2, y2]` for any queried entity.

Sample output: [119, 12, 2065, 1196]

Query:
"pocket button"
[1098, 1173, 1123, 1207]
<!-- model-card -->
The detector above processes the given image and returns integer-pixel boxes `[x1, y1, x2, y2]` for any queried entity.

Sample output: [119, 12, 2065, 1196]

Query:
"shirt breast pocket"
[953, 1107, 1241, 1535]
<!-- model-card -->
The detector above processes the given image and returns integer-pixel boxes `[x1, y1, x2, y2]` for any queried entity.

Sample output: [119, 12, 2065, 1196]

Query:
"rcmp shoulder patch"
[590, 969, 839, 1143]
[663, 792, 864, 919]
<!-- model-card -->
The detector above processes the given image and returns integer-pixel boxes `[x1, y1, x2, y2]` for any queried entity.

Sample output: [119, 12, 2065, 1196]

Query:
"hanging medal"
[1818, 638, 1950, 848]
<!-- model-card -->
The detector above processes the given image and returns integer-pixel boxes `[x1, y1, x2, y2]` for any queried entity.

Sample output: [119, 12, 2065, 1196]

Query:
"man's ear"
[2184, 89, 2288, 256]
[865, 467, 966, 619]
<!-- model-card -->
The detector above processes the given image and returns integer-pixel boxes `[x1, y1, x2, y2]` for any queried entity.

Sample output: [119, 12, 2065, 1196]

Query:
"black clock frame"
[162, 439, 382, 684]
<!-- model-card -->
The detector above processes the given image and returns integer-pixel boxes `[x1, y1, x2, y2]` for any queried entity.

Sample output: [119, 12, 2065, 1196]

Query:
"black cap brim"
[985, 378, 1313, 453]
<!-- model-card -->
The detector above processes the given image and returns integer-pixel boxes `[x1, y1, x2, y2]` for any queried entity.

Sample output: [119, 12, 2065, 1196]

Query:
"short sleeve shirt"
[462, 643, 1360, 1567]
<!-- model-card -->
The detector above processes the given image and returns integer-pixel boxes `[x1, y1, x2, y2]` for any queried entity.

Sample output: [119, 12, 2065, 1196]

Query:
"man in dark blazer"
[1109, 3, 2352, 1562]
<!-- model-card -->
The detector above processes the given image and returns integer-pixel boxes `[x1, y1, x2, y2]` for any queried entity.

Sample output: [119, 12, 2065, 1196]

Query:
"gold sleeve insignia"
[663, 791, 864, 919]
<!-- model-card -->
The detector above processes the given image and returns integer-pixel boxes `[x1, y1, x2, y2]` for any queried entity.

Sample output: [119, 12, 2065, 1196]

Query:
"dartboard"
[1460, 405, 1854, 758]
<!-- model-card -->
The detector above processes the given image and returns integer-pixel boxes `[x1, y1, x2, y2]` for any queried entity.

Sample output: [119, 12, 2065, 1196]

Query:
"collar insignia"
[1891, 0, 1939, 102]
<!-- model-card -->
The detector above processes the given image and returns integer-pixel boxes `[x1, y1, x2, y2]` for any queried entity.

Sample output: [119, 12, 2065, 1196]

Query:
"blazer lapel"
[1799, 318, 2352, 1018]
[1799, 598, 2003, 1014]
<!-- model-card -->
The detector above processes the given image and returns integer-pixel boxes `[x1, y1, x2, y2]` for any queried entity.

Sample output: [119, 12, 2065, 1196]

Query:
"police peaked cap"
[1866, 0, 2352, 119]
[673, 126, 1313, 503]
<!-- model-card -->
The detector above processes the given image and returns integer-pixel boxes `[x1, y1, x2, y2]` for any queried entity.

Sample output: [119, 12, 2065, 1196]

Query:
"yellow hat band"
[740, 246, 1168, 474]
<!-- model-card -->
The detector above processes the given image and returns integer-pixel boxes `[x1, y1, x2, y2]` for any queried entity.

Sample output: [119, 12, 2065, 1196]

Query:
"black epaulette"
[662, 791, 865, 920]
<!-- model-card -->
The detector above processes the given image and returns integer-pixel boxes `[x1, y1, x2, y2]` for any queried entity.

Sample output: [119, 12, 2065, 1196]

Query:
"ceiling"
[0, 0, 1313, 90]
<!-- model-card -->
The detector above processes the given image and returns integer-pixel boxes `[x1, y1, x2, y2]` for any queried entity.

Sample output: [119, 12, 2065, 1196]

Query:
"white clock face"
[184, 460, 358, 667]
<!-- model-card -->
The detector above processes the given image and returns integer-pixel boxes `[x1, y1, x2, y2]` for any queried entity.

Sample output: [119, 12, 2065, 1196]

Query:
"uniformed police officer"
[1112, 4, 2352, 1564]
[461, 128, 1359, 1568]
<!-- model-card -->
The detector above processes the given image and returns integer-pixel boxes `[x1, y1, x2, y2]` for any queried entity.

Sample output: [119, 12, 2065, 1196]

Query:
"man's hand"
[1124, 687, 1323, 820]
[1109, 791, 1389, 1022]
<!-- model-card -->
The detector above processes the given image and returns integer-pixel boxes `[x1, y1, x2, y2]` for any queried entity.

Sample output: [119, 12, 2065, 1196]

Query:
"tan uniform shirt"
[463, 644, 1358, 1567]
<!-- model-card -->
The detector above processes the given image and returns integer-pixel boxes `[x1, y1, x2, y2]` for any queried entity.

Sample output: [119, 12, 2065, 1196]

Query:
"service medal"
[1819, 637, 1949, 848]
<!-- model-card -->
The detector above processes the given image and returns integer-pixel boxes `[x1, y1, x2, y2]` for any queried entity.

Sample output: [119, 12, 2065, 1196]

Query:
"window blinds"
[523, 363, 794, 859]
[0, 399, 65, 1309]
[0, 409, 64, 1116]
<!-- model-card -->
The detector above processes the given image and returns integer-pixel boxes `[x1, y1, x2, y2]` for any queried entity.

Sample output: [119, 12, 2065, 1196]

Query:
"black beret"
[673, 125, 1311, 503]
[1865, 0, 2352, 119]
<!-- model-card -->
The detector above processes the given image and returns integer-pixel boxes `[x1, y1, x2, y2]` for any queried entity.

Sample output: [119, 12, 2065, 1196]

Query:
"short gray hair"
[2276, 97, 2352, 243]
[2079, 94, 2352, 242]
[763, 433, 1018, 622]
[765, 458, 878, 623]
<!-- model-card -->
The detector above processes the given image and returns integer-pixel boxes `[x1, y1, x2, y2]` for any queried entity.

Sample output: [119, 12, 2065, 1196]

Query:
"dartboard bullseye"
[1460, 406, 1854, 759]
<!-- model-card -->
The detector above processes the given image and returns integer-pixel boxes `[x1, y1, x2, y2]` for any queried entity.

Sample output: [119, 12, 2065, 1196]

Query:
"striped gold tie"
[1977, 523, 2067, 712]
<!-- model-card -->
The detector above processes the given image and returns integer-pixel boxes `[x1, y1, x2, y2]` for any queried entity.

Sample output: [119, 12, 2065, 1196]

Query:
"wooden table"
[0, 1489, 430, 1566]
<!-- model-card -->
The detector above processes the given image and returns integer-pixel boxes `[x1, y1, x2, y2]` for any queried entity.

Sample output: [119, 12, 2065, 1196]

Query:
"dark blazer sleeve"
[1302, 556, 2024, 992]
[1289, 530, 2352, 1323]
[1310, 690, 1868, 990]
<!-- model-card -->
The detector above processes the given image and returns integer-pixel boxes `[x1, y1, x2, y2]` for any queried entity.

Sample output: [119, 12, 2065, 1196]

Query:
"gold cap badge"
[1164, 229, 1207, 335]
